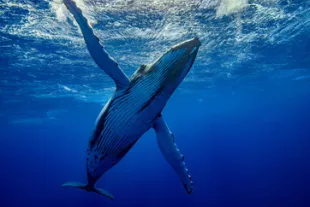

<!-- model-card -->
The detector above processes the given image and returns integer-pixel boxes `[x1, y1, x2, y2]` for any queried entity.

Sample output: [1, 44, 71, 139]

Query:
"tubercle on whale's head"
[147, 37, 201, 92]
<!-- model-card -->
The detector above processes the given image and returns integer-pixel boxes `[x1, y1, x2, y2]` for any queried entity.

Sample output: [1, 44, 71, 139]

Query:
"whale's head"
[137, 37, 201, 95]
[158, 37, 201, 84]
[127, 37, 201, 114]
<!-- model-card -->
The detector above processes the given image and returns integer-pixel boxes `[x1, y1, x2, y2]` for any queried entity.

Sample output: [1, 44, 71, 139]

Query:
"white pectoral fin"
[153, 115, 193, 194]
[63, 0, 130, 88]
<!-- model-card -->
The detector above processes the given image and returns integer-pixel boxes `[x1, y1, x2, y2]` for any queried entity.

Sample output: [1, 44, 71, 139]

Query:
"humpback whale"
[62, 0, 201, 200]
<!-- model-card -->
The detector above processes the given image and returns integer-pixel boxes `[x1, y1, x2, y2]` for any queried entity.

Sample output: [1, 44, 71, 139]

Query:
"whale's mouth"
[179, 46, 199, 79]
[165, 38, 201, 83]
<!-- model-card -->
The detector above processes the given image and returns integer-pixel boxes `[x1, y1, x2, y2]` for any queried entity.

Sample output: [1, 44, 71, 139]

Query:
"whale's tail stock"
[62, 181, 114, 200]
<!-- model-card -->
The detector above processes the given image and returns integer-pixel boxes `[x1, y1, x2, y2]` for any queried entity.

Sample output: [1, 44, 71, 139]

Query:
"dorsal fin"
[136, 64, 147, 74]
[130, 64, 149, 82]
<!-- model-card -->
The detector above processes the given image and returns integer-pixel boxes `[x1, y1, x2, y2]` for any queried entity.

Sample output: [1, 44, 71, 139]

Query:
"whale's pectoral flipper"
[63, 0, 130, 88]
[62, 181, 114, 200]
[153, 115, 193, 194]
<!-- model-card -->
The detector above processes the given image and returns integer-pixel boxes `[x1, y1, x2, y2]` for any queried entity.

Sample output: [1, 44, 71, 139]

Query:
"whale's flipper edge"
[62, 181, 114, 200]
[153, 115, 193, 194]
[63, 0, 130, 88]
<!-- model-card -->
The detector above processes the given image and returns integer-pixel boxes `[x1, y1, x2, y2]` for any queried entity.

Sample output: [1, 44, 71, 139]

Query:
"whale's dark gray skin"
[62, 0, 201, 200]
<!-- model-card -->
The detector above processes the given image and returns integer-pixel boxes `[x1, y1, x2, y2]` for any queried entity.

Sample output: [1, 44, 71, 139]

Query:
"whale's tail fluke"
[62, 182, 114, 200]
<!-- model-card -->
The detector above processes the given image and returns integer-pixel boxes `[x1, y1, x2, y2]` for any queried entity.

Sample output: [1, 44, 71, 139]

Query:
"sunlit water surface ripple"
[0, 0, 309, 123]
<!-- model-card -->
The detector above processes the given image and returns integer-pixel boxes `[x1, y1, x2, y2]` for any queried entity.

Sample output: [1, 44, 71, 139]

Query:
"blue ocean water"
[1, 0, 310, 206]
